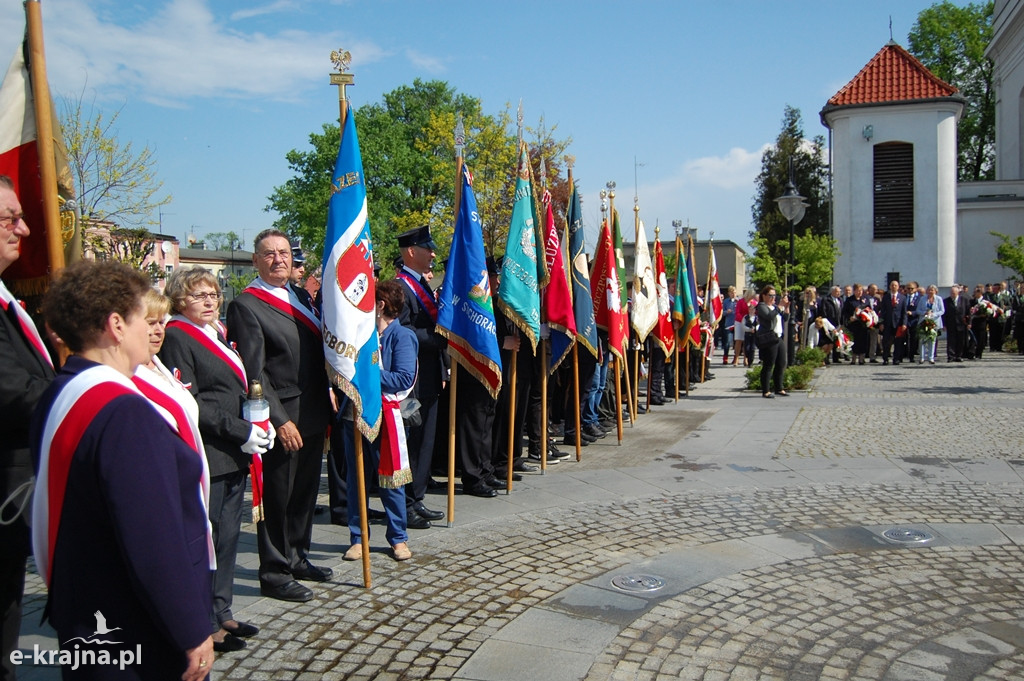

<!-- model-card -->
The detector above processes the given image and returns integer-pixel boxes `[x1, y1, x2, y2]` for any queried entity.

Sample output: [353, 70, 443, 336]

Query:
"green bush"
[785, 363, 814, 390]
[795, 346, 825, 367]
[746, 361, 816, 391]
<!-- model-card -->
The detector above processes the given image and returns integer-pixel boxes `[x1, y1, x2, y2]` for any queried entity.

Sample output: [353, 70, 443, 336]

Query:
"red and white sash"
[32, 365, 213, 585]
[0, 280, 53, 369]
[396, 269, 438, 322]
[166, 315, 247, 389]
[243, 278, 322, 339]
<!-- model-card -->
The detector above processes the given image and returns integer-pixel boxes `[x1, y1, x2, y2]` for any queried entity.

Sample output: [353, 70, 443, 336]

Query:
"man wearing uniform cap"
[395, 225, 447, 527]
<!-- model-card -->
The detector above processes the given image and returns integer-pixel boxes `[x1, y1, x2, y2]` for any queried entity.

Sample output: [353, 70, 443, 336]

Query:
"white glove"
[266, 422, 277, 450]
[241, 424, 271, 455]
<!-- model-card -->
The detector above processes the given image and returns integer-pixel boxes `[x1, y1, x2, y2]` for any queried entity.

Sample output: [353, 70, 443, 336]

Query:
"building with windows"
[821, 42, 963, 287]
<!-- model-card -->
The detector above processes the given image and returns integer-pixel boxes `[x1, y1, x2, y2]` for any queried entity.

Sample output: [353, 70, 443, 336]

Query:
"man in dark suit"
[877, 279, 908, 365]
[904, 281, 921, 363]
[227, 229, 331, 603]
[816, 285, 842, 364]
[395, 226, 447, 527]
[943, 284, 969, 362]
[0, 176, 55, 681]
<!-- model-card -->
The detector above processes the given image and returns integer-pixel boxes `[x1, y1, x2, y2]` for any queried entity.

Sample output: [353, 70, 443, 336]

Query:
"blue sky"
[1, 0, 963, 254]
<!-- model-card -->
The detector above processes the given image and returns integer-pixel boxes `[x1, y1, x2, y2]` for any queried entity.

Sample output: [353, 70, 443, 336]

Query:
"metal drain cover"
[611, 574, 666, 592]
[882, 527, 934, 544]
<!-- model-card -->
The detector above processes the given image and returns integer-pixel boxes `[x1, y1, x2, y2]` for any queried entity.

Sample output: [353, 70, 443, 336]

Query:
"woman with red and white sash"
[159, 266, 271, 655]
[31, 261, 214, 680]
[341, 280, 415, 563]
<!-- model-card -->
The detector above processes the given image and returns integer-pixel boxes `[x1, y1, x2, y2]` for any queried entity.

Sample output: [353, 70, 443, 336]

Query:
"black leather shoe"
[213, 634, 246, 653]
[563, 434, 590, 447]
[412, 501, 444, 520]
[293, 564, 333, 582]
[406, 512, 431, 529]
[583, 423, 607, 440]
[426, 478, 447, 491]
[260, 580, 314, 603]
[512, 460, 538, 473]
[368, 508, 387, 521]
[465, 482, 497, 498]
[222, 620, 259, 638]
[491, 469, 523, 482]
[484, 475, 510, 488]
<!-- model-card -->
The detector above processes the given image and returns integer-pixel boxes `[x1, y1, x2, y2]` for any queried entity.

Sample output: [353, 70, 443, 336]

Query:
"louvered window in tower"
[873, 142, 914, 240]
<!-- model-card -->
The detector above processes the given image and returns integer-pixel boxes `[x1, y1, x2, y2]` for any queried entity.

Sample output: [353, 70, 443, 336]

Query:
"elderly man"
[227, 229, 331, 602]
[0, 176, 55, 680]
[878, 279, 908, 365]
[943, 284, 969, 363]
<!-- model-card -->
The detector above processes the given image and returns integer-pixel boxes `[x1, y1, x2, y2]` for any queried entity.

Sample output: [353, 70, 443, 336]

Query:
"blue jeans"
[584, 351, 610, 425]
[341, 419, 409, 547]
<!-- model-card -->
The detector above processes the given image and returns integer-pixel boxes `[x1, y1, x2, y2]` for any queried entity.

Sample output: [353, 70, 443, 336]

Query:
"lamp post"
[774, 157, 807, 364]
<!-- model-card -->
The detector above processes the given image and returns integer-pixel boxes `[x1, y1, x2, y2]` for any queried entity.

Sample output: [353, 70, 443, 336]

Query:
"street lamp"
[774, 158, 806, 290]
[774, 157, 807, 363]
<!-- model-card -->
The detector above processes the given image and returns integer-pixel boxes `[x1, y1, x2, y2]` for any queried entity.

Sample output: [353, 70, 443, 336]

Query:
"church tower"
[821, 42, 964, 287]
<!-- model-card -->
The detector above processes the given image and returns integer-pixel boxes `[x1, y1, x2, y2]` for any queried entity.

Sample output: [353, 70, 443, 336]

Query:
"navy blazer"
[379, 320, 418, 396]
[878, 292, 908, 331]
[0, 296, 55, 525]
[159, 324, 253, 478]
[396, 268, 448, 400]
[226, 288, 330, 436]
[31, 356, 211, 675]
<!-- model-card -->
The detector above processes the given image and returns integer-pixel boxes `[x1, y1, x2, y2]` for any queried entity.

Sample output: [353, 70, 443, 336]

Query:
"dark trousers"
[405, 394, 438, 508]
[0, 520, 28, 681]
[946, 326, 967, 360]
[759, 340, 786, 394]
[907, 325, 918, 361]
[457, 373, 496, 487]
[492, 345, 532, 471]
[881, 329, 904, 363]
[989, 317, 1005, 352]
[971, 319, 988, 358]
[209, 470, 247, 629]
[257, 434, 325, 587]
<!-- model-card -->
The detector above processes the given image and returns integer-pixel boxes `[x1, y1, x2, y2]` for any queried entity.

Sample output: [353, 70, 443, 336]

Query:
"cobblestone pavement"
[16, 351, 1024, 680]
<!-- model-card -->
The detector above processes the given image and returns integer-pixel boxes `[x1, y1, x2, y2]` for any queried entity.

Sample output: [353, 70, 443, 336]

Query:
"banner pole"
[354, 434, 371, 588]
[446, 362, 457, 527]
[572, 344, 582, 461]
[505, 350, 517, 493]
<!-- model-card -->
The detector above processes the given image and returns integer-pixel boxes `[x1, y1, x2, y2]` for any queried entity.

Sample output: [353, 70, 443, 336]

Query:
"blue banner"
[437, 164, 502, 397]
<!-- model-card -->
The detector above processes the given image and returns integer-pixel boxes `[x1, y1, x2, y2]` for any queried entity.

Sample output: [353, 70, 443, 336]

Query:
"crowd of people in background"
[6, 164, 1024, 678]
[713, 279, 1024, 369]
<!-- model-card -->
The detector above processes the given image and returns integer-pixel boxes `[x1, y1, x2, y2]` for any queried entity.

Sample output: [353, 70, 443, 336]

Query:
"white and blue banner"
[322, 105, 382, 440]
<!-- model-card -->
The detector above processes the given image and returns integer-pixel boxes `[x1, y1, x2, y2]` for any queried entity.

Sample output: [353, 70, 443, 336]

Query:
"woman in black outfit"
[842, 283, 868, 364]
[755, 284, 789, 398]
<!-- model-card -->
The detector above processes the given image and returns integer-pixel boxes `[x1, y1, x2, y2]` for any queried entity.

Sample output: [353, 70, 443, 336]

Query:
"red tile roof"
[827, 41, 958, 107]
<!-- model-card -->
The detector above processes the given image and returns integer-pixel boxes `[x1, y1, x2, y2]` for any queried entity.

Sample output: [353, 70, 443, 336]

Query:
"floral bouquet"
[856, 307, 879, 328]
[835, 328, 853, 353]
[919, 316, 939, 341]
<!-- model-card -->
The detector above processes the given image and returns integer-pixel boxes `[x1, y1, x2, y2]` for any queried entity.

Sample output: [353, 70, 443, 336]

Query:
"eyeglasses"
[187, 292, 222, 303]
[258, 249, 291, 261]
[0, 213, 24, 230]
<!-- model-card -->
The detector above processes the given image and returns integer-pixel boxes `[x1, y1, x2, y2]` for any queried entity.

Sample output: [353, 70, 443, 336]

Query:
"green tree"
[908, 1, 994, 181]
[792, 232, 840, 290]
[749, 105, 829, 289]
[86, 227, 161, 281]
[60, 94, 171, 229]
[991, 231, 1024, 279]
[267, 80, 572, 275]
[202, 231, 241, 251]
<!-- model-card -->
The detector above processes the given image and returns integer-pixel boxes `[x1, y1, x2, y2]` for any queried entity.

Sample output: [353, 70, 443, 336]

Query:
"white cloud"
[404, 48, 447, 75]
[230, 1, 299, 21]
[681, 145, 768, 190]
[35, 0, 386, 105]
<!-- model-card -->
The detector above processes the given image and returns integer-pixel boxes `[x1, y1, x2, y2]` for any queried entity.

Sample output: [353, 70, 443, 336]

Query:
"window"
[873, 142, 913, 239]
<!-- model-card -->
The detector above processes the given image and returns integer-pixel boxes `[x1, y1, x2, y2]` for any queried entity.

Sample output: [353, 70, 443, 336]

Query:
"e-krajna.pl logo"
[9, 610, 142, 671]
